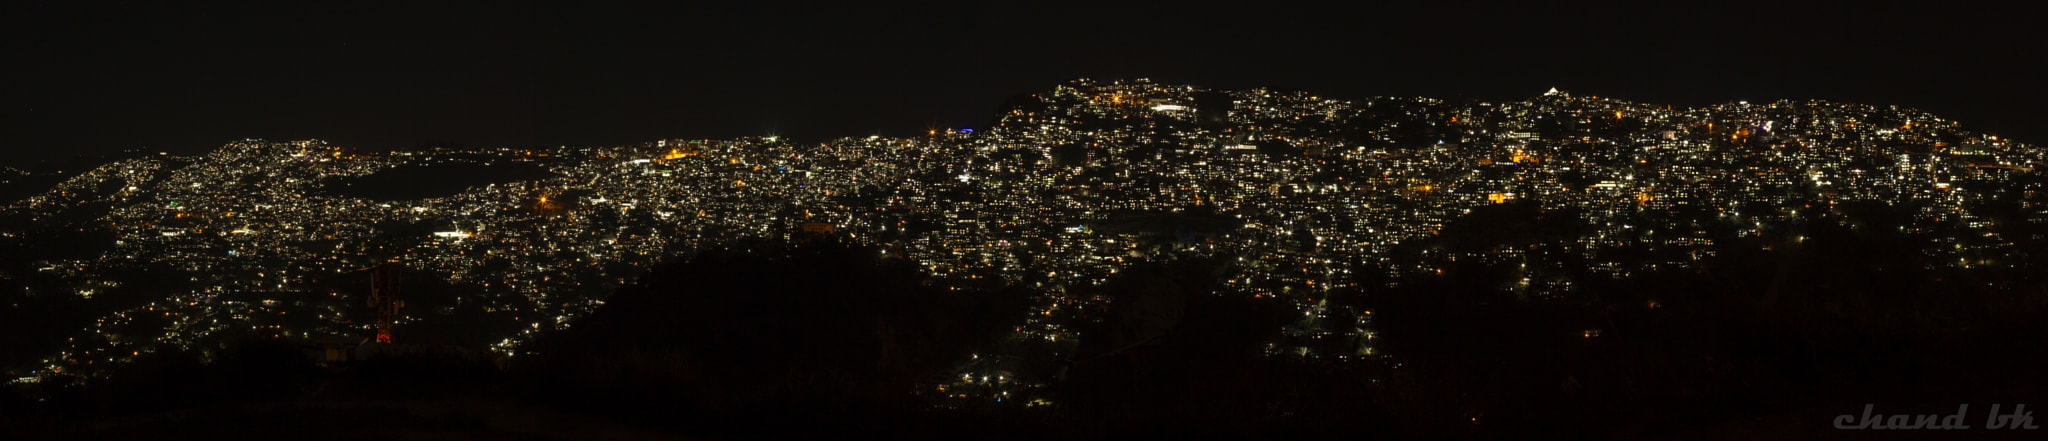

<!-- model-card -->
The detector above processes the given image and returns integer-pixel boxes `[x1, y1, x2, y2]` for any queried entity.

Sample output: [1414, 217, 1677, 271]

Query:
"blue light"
[960, 128, 973, 133]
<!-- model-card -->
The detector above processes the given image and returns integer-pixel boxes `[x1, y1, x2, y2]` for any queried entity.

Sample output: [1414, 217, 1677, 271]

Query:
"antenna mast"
[367, 262, 403, 343]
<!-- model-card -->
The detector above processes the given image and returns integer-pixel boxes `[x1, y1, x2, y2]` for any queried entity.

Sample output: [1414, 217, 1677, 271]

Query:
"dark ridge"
[321, 161, 558, 201]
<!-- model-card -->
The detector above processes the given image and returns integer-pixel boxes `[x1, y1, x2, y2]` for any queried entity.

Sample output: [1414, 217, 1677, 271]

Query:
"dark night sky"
[4, 3, 2042, 169]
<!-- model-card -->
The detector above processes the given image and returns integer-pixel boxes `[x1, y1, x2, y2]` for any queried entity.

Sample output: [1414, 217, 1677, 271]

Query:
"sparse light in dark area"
[1, 3, 2044, 440]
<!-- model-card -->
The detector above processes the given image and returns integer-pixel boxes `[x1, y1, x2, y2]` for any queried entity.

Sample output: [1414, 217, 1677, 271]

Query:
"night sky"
[6, 3, 2042, 169]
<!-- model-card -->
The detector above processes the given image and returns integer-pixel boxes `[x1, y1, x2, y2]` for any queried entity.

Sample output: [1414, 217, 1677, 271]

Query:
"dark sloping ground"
[323, 161, 557, 201]
[58, 400, 682, 441]
[6, 233, 2044, 440]
[514, 240, 1033, 439]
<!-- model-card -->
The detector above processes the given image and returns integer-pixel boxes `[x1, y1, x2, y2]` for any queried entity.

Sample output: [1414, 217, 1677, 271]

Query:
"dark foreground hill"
[6, 238, 2045, 440]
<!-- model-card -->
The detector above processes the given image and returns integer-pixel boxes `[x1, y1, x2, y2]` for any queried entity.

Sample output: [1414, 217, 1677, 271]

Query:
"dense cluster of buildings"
[6, 79, 2043, 403]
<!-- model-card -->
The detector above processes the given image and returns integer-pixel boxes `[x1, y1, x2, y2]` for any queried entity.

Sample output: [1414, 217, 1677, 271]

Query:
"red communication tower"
[367, 262, 403, 343]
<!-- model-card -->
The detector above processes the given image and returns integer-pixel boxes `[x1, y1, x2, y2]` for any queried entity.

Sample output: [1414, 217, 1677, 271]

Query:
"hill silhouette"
[514, 240, 1031, 438]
